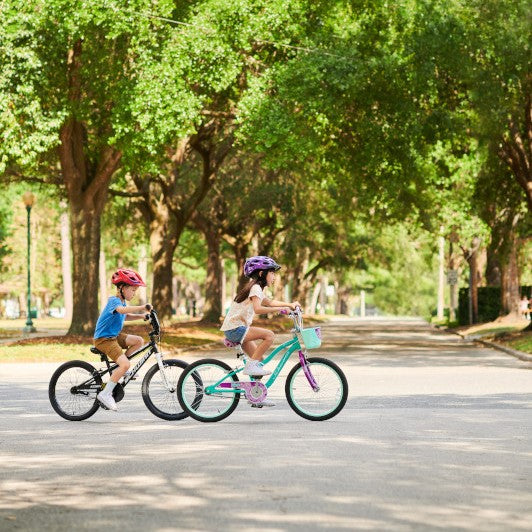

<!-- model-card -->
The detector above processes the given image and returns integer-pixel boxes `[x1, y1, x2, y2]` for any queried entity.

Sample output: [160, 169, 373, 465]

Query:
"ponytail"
[234, 270, 269, 303]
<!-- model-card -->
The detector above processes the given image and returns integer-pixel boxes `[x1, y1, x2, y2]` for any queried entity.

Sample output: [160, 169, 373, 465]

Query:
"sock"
[103, 381, 117, 395]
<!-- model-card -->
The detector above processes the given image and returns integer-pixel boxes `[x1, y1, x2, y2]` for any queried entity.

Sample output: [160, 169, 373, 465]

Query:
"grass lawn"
[499, 331, 532, 355]
[0, 314, 327, 363]
[0, 343, 93, 363]
[457, 319, 532, 355]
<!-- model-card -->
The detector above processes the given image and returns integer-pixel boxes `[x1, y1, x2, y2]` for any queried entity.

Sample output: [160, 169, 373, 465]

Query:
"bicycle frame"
[99, 340, 158, 386]
[206, 321, 319, 396]
[80, 311, 172, 392]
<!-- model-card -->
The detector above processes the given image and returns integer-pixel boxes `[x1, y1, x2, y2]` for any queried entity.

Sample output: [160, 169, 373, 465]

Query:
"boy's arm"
[124, 313, 147, 321]
[115, 303, 152, 316]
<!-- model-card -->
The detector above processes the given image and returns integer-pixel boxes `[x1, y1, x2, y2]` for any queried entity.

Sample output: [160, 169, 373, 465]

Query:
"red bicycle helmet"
[111, 268, 146, 287]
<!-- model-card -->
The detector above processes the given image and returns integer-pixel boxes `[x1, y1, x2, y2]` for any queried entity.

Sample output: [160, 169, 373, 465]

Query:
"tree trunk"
[500, 230, 520, 316]
[60, 207, 73, 322]
[59, 131, 120, 334]
[498, 95, 532, 212]
[202, 230, 223, 323]
[233, 242, 250, 292]
[149, 207, 179, 319]
[60, 40, 121, 335]
[132, 124, 234, 321]
[486, 237, 502, 286]
[467, 239, 479, 325]
[192, 211, 223, 323]
[68, 203, 104, 334]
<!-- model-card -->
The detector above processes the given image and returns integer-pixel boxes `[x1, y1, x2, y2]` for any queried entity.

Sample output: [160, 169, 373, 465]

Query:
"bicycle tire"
[49, 360, 103, 421]
[177, 358, 240, 422]
[285, 357, 348, 421]
[141, 359, 190, 420]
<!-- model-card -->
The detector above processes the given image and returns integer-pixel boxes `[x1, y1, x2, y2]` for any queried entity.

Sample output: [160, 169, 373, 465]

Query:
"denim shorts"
[224, 326, 248, 343]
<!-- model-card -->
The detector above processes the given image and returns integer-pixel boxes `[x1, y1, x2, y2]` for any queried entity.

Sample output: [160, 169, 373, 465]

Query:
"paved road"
[1, 317, 531, 531]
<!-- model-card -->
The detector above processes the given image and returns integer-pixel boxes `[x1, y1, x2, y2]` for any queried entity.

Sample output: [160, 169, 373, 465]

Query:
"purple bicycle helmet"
[244, 256, 281, 278]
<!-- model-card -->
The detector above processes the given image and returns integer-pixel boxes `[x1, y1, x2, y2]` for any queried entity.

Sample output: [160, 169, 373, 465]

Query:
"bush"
[458, 286, 531, 325]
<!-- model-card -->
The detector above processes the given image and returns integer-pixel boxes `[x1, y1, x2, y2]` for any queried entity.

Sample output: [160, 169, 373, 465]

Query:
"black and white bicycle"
[48, 310, 190, 421]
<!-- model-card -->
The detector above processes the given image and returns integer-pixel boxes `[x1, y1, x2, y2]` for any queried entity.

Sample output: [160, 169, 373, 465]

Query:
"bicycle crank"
[219, 381, 267, 404]
[112, 383, 125, 402]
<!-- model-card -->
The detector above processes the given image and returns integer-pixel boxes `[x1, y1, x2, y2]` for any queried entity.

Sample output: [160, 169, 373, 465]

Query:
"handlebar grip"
[279, 309, 289, 315]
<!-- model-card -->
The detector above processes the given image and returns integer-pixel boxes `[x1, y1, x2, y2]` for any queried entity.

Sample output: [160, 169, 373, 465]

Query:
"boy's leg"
[110, 354, 130, 383]
[124, 334, 143, 356]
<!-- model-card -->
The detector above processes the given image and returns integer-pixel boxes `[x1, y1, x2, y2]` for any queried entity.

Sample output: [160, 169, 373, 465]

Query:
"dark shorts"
[93, 333, 128, 361]
[223, 326, 248, 343]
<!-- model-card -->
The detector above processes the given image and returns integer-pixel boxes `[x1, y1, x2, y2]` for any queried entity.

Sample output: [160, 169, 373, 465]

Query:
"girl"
[220, 256, 301, 377]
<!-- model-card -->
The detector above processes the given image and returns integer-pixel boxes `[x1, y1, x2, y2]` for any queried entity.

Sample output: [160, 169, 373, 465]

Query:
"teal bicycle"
[176, 309, 348, 422]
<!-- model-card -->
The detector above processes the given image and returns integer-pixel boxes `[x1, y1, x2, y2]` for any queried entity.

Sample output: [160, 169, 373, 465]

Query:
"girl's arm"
[264, 298, 302, 310]
[252, 297, 301, 314]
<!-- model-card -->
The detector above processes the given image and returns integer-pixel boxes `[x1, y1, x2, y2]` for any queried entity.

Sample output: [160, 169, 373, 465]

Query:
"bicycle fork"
[155, 351, 174, 392]
[299, 351, 320, 392]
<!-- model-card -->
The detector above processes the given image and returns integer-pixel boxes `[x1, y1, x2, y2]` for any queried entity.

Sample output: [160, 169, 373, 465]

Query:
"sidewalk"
[0, 328, 69, 345]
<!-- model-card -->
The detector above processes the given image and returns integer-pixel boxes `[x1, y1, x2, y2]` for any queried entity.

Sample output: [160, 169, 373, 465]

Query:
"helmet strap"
[118, 284, 126, 300]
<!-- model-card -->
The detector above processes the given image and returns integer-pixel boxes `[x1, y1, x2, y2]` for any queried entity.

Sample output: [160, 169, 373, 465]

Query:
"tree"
[124, 0, 329, 319]
[0, 0, 196, 333]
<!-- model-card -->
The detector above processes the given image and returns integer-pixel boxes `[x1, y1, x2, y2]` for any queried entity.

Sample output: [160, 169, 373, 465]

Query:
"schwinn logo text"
[130, 351, 152, 375]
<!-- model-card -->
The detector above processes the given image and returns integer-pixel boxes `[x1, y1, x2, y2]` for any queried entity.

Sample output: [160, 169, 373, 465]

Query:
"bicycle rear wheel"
[49, 360, 103, 421]
[285, 357, 348, 421]
[141, 359, 189, 420]
[177, 359, 240, 422]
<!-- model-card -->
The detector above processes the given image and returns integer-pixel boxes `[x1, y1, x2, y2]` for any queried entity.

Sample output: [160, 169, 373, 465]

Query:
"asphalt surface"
[1, 317, 531, 531]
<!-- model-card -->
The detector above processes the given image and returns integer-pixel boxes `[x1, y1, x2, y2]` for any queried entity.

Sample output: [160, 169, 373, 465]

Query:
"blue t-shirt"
[94, 296, 126, 338]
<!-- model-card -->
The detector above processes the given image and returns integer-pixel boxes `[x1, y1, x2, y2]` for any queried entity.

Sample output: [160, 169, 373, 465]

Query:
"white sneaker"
[97, 392, 117, 411]
[242, 360, 271, 376]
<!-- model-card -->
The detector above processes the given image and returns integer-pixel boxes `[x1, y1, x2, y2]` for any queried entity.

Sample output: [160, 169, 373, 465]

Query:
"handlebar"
[279, 307, 303, 330]
[148, 309, 161, 338]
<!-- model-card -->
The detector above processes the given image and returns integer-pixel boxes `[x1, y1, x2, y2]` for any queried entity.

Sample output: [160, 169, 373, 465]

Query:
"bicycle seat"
[90, 346, 107, 357]
[223, 339, 241, 348]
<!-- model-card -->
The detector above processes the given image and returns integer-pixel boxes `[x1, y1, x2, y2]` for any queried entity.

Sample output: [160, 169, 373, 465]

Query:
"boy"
[94, 268, 152, 411]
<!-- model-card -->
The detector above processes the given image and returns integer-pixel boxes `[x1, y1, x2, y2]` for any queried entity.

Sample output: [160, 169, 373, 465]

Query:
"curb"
[453, 330, 532, 363]
[442, 326, 532, 363]
[474, 338, 532, 363]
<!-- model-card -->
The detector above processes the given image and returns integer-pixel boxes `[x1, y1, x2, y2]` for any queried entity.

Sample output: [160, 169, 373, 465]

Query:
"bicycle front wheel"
[285, 357, 348, 421]
[49, 360, 103, 421]
[177, 359, 240, 422]
[142, 359, 189, 420]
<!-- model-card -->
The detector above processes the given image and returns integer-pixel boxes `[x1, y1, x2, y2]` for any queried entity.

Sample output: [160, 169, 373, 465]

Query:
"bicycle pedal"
[250, 403, 264, 408]
[98, 399, 110, 411]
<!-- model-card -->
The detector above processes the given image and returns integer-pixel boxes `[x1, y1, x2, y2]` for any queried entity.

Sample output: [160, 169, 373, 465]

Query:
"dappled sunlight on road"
[1, 317, 531, 530]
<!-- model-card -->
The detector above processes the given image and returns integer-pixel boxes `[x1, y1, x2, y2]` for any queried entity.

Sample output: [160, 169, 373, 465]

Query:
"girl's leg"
[242, 327, 274, 361]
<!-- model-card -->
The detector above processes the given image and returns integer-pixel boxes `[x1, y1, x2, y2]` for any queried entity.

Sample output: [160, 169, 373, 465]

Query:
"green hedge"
[458, 286, 531, 325]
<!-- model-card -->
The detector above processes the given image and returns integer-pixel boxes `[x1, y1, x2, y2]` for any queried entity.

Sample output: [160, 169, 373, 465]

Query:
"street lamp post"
[22, 191, 36, 333]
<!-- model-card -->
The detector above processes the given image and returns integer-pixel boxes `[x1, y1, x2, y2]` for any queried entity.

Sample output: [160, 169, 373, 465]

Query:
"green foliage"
[0, 192, 14, 270]
[348, 224, 440, 317]
[1, 0, 529, 320]
[0, 182, 63, 304]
